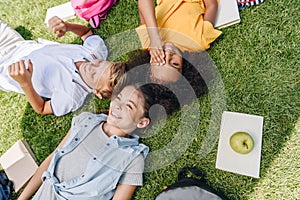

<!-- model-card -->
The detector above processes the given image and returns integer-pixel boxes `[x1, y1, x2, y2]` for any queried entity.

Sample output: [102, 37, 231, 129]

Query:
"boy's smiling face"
[79, 59, 113, 98]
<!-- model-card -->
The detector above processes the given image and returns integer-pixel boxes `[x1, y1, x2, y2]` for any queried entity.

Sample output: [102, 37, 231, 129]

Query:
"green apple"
[229, 131, 254, 154]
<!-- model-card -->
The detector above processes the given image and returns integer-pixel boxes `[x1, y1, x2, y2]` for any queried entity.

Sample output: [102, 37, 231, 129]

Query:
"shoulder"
[83, 34, 108, 60]
[137, 143, 149, 159]
[83, 34, 105, 47]
[125, 154, 145, 173]
[83, 34, 103, 42]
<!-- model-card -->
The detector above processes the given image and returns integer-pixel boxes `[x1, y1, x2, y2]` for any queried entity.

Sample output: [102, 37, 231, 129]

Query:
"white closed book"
[44, 2, 76, 25]
[0, 140, 38, 192]
[215, 0, 241, 29]
[216, 111, 263, 178]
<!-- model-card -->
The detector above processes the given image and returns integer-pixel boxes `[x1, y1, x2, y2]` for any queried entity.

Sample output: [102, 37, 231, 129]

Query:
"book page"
[215, 0, 241, 29]
[44, 2, 76, 25]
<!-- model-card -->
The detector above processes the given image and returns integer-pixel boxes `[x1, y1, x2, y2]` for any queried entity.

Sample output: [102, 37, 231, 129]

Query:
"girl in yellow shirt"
[137, 0, 221, 83]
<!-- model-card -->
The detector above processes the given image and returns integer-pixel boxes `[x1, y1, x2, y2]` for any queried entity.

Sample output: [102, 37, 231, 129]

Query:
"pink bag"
[71, 0, 117, 28]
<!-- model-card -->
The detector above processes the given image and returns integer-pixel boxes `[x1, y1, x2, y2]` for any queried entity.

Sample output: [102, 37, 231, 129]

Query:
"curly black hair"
[125, 49, 215, 102]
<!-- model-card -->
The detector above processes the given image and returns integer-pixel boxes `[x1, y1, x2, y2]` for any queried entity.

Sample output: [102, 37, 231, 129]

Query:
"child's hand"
[48, 16, 68, 38]
[92, 89, 103, 99]
[8, 60, 33, 87]
[149, 47, 165, 66]
[150, 37, 165, 65]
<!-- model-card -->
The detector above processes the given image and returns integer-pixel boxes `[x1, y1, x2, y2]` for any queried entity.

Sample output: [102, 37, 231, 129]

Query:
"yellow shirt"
[136, 0, 222, 52]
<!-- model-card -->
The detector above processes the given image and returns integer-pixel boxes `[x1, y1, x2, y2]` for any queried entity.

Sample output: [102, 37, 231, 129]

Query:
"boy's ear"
[137, 117, 150, 129]
[93, 89, 103, 99]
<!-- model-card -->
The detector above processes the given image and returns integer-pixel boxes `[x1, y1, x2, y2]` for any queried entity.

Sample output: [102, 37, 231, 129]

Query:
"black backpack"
[155, 167, 227, 200]
[0, 170, 13, 200]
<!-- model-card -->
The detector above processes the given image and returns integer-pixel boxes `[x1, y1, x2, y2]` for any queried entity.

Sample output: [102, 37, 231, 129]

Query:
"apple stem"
[243, 141, 248, 149]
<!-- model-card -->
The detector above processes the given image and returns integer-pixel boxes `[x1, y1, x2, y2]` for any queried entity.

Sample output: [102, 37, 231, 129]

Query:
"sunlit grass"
[0, 0, 299, 199]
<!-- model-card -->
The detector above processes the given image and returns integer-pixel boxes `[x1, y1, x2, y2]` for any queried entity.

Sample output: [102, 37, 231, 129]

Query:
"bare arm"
[18, 129, 72, 200]
[48, 16, 93, 41]
[112, 184, 137, 200]
[138, 0, 165, 65]
[17, 152, 53, 200]
[8, 60, 53, 115]
[203, 0, 219, 25]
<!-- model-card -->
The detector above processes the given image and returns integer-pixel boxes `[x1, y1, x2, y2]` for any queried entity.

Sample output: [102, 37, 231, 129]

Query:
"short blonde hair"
[104, 62, 127, 98]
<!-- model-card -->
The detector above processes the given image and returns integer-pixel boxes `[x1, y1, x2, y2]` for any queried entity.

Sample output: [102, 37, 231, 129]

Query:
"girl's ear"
[137, 117, 150, 129]
[93, 89, 103, 99]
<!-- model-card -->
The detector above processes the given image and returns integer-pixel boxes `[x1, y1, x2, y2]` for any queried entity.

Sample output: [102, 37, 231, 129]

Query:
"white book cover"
[44, 2, 76, 25]
[0, 140, 38, 192]
[215, 0, 241, 29]
[216, 111, 264, 178]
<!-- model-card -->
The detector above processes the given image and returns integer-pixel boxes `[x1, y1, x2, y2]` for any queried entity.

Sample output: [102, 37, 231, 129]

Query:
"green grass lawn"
[0, 0, 299, 199]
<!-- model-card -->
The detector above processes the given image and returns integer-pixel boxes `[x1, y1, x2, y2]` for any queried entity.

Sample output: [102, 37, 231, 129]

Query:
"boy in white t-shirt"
[0, 16, 126, 116]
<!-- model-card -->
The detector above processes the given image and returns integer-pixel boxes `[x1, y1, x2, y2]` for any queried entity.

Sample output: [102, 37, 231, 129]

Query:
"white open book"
[214, 0, 241, 29]
[44, 2, 76, 25]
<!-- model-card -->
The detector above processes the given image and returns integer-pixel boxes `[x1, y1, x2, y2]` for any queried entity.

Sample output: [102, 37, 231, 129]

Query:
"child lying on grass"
[17, 83, 177, 200]
[137, 0, 222, 83]
[0, 16, 126, 116]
